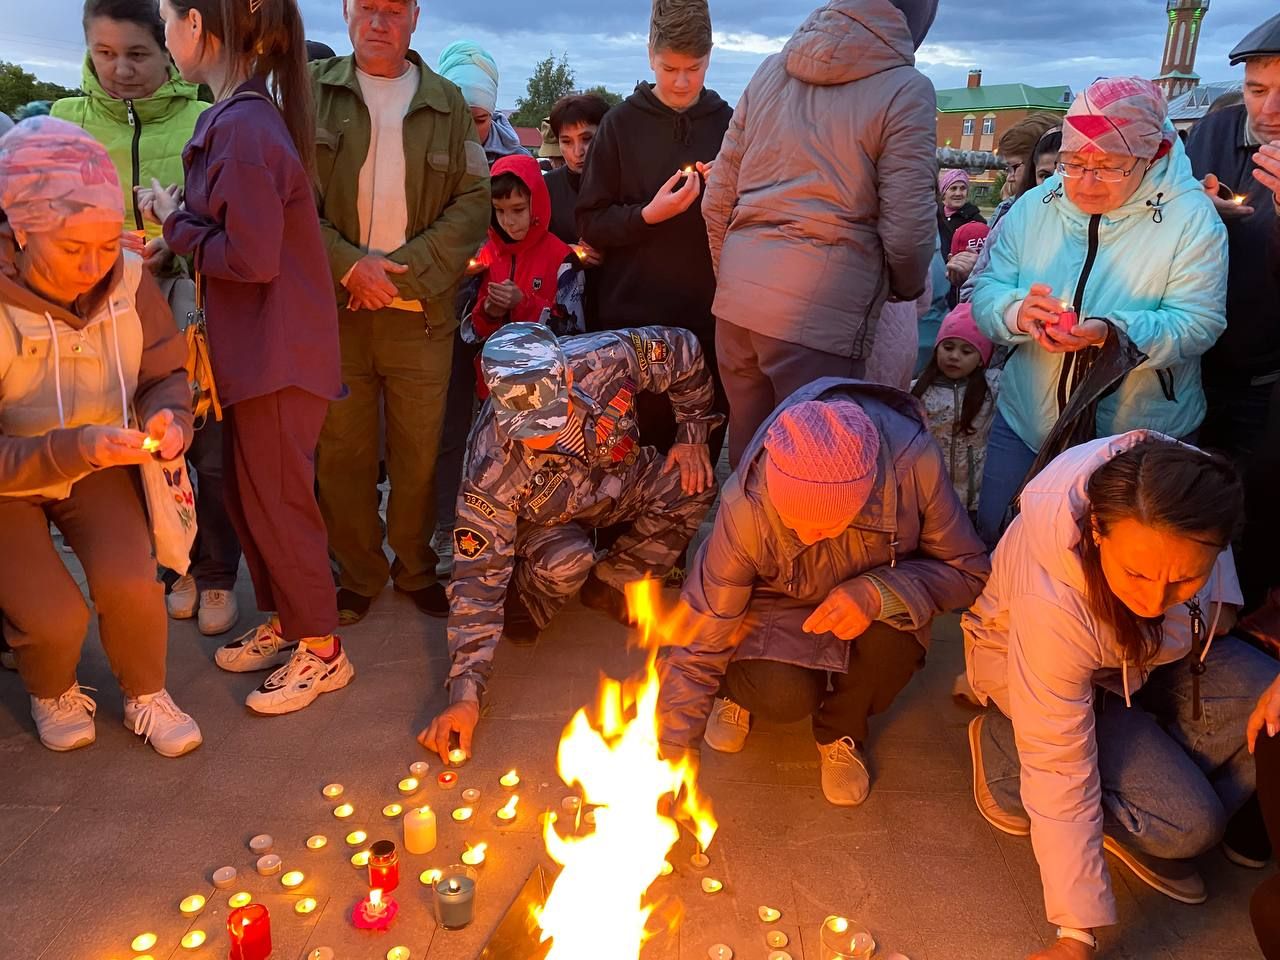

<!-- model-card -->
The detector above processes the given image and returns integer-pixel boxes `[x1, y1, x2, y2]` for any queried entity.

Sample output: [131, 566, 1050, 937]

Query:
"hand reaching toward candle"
[79, 425, 154, 468]
[142, 235, 174, 275]
[641, 168, 702, 225]
[802, 578, 883, 640]
[574, 240, 604, 267]
[1026, 937, 1095, 960]
[484, 279, 524, 316]
[1252, 142, 1280, 208]
[344, 256, 409, 313]
[418, 700, 479, 764]
[145, 409, 186, 460]
[662, 442, 713, 496]
[138, 178, 183, 225]
[1201, 174, 1255, 220]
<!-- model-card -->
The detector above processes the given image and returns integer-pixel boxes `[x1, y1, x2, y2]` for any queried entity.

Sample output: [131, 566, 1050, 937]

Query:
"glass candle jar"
[368, 839, 401, 893]
[819, 916, 874, 960]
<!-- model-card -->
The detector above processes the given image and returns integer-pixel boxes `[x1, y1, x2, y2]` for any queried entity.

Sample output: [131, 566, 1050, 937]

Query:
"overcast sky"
[1, 0, 1261, 109]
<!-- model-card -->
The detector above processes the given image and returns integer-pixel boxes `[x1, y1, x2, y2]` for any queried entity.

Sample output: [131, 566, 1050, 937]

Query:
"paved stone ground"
[0, 547, 1264, 960]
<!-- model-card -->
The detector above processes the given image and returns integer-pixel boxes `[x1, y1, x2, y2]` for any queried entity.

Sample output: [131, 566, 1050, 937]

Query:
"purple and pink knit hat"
[764, 401, 880, 529]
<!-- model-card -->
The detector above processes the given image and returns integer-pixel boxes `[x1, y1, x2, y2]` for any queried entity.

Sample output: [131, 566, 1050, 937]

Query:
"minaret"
[1155, 0, 1210, 99]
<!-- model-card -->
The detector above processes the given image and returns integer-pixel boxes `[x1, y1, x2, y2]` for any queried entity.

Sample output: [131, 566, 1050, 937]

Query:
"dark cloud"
[2, 0, 1262, 110]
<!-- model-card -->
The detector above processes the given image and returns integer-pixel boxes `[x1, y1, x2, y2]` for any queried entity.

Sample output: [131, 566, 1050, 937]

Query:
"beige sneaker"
[245, 641, 355, 716]
[703, 698, 751, 753]
[166, 574, 198, 620]
[817, 736, 871, 807]
[215, 621, 296, 673]
[124, 689, 203, 758]
[197, 589, 239, 636]
[30, 684, 97, 752]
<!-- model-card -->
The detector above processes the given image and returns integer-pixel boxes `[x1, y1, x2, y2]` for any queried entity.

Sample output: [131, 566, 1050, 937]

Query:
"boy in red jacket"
[470, 154, 573, 342]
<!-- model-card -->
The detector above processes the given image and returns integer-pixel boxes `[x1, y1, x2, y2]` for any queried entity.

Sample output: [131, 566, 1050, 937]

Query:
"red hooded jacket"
[470, 154, 572, 340]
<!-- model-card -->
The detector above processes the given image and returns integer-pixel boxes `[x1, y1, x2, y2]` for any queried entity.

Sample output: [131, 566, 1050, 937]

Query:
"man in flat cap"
[418, 323, 721, 759]
[1185, 11, 1280, 639]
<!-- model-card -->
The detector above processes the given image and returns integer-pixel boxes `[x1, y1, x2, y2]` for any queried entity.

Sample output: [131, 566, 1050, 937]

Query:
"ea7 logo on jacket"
[454, 527, 490, 560]
[532, 278, 544, 291]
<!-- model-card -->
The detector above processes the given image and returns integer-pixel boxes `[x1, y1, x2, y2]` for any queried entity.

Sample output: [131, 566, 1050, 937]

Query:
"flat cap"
[1230, 12, 1280, 66]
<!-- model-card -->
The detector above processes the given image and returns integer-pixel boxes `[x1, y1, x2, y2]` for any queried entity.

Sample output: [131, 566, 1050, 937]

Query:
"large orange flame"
[536, 579, 717, 958]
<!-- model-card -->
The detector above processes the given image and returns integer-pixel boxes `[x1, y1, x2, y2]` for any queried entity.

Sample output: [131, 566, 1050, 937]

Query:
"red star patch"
[453, 526, 490, 560]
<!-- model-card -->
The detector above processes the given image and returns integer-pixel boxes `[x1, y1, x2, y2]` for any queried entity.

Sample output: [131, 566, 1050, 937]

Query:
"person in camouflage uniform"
[418, 322, 722, 759]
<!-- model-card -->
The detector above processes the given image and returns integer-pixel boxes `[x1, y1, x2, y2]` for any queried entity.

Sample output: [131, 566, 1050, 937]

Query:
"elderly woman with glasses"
[969, 77, 1229, 546]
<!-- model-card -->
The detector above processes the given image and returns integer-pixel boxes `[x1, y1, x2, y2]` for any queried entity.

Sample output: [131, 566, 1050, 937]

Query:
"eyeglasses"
[1004, 161, 1023, 178]
[1056, 160, 1140, 183]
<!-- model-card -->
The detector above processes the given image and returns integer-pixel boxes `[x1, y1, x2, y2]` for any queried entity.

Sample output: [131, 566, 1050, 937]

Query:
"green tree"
[0, 61, 79, 118]
[511, 53, 575, 128]
[583, 85, 623, 108]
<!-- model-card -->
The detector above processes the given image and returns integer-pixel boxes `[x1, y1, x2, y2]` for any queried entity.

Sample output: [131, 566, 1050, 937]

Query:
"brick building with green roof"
[935, 70, 1072, 152]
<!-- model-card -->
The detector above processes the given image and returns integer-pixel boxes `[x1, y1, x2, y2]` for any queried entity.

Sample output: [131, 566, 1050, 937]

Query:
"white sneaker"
[215, 621, 297, 673]
[166, 574, 198, 620]
[30, 683, 97, 752]
[198, 589, 239, 636]
[431, 525, 454, 576]
[124, 689, 203, 758]
[703, 697, 751, 753]
[817, 736, 872, 807]
[245, 642, 355, 716]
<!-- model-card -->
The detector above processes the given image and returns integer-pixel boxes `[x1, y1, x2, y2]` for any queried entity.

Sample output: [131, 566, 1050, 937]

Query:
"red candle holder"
[227, 903, 271, 960]
[437, 771, 458, 789]
[368, 839, 400, 893]
[353, 888, 399, 931]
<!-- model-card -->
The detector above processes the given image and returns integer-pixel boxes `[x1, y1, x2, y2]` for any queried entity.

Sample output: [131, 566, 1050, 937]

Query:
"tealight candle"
[708, 945, 733, 960]
[461, 787, 481, 804]
[228, 891, 253, 909]
[759, 906, 782, 923]
[334, 803, 355, 819]
[180, 894, 206, 916]
[132, 933, 158, 952]
[690, 852, 710, 869]
[255, 854, 282, 876]
[280, 870, 305, 889]
[351, 850, 371, 868]
[499, 770, 520, 790]
[306, 835, 328, 850]
[398, 777, 420, 794]
[460, 842, 487, 867]
[388, 948, 411, 960]
[767, 952, 793, 960]
[420, 868, 444, 886]
[322, 783, 344, 799]
[766, 931, 789, 948]
[451, 806, 474, 823]
[353, 887, 399, 931]
[701, 877, 724, 894]
[437, 771, 458, 789]
[383, 803, 403, 818]
[496, 795, 518, 823]
[346, 829, 368, 845]
[181, 930, 207, 950]
[294, 897, 318, 915]
[561, 795, 581, 813]
[821, 917, 875, 960]
[583, 809, 597, 826]
[448, 748, 468, 766]
[404, 806, 438, 855]
[212, 866, 238, 888]
[308, 949, 335, 960]
[409, 761, 430, 778]
[249, 834, 273, 855]
[142, 436, 161, 452]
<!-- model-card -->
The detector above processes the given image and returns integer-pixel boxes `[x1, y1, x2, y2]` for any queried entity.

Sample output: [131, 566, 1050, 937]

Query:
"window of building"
[962, 117, 975, 136]
[982, 117, 996, 135]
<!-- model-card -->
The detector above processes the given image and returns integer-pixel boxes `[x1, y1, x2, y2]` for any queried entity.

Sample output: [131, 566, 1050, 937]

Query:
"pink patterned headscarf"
[0, 117, 122, 235]
[938, 168, 970, 194]
[1061, 77, 1172, 159]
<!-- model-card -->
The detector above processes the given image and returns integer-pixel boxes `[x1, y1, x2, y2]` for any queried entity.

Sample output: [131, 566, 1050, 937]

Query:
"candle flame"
[370, 888, 383, 906]
[501, 769, 520, 786]
[499, 794, 519, 819]
[534, 578, 718, 959]
[462, 841, 488, 864]
[1232, 194, 1246, 205]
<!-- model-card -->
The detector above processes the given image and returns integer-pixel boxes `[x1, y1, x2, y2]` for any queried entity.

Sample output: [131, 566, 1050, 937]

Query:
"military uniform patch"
[645, 339, 670, 364]
[454, 527, 490, 559]
[527, 471, 565, 511]
[463, 492, 498, 521]
[630, 331, 648, 375]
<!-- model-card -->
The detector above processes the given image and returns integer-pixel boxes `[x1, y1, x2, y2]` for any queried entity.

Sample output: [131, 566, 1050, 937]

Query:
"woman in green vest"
[51, 0, 242, 638]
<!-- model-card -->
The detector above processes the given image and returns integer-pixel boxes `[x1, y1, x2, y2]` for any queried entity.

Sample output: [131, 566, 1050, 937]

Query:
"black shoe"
[397, 582, 449, 618]
[579, 571, 629, 626]
[1223, 794, 1272, 869]
[503, 590, 540, 646]
[337, 588, 374, 627]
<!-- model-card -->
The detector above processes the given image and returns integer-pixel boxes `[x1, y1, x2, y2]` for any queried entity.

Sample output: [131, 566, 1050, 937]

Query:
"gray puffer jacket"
[702, 0, 938, 359]
[657, 378, 990, 750]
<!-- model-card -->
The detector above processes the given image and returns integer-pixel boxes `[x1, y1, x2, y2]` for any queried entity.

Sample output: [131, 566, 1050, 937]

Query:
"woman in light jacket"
[970, 77, 1228, 547]
[964, 432, 1278, 960]
[0, 118, 202, 757]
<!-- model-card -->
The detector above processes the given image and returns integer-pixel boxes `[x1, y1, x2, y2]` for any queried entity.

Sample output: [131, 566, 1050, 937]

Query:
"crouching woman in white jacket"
[963, 432, 1278, 960]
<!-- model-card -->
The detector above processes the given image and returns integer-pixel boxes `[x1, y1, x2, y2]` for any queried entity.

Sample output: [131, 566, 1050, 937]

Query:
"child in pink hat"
[911, 303, 1000, 516]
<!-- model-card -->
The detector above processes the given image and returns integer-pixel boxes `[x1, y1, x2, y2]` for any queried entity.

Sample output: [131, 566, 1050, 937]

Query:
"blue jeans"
[975, 409, 1038, 549]
[982, 635, 1278, 859]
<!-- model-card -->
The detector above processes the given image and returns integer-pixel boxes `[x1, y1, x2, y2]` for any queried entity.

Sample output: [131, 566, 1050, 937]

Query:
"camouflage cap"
[481, 323, 570, 440]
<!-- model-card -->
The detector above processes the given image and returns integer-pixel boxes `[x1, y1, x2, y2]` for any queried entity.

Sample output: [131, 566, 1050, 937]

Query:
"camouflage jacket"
[445, 326, 721, 703]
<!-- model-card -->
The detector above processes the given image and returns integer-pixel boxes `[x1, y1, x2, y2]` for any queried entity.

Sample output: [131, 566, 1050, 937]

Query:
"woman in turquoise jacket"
[971, 77, 1227, 547]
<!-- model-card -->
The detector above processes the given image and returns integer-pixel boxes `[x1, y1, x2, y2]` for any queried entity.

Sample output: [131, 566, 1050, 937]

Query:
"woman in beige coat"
[0, 118, 201, 757]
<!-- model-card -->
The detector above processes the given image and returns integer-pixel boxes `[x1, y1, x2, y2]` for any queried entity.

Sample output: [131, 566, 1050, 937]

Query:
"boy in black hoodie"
[576, 0, 732, 457]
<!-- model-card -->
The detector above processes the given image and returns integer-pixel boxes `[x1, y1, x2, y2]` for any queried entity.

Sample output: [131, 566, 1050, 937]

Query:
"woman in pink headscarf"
[937, 167, 985, 255]
[0, 117, 203, 758]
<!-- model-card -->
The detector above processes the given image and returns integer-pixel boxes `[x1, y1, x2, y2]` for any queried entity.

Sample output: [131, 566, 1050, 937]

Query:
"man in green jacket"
[311, 0, 491, 625]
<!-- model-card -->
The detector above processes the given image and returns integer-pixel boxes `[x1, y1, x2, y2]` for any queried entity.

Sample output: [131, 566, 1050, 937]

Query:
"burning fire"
[536, 580, 717, 959]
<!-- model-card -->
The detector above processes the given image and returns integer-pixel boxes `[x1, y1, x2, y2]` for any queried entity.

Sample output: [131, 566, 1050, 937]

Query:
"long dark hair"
[1016, 129, 1062, 197]
[1078, 439, 1242, 672]
[167, 0, 314, 175]
[911, 354, 990, 435]
[84, 0, 166, 49]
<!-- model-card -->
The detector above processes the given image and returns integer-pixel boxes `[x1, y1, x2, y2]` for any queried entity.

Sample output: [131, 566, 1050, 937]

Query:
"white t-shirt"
[355, 62, 420, 311]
